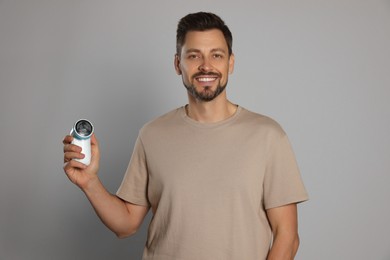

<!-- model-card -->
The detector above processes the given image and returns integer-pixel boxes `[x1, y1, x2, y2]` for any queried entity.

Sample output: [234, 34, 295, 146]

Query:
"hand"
[63, 133, 100, 190]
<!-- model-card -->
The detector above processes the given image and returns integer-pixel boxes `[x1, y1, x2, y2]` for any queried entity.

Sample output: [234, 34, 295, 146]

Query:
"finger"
[63, 143, 82, 153]
[62, 135, 73, 145]
[63, 159, 87, 171]
[64, 151, 85, 163]
[90, 133, 100, 160]
[90, 133, 98, 146]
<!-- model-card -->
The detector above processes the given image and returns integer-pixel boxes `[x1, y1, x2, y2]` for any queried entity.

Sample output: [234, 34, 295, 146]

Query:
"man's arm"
[63, 134, 149, 238]
[266, 203, 300, 260]
[81, 176, 149, 238]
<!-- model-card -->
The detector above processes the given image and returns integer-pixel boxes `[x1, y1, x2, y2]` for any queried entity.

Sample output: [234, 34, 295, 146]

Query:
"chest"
[144, 128, 270, 209]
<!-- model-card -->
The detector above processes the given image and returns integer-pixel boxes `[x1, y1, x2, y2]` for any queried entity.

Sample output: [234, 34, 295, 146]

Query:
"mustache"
[192, 72, 221, 79]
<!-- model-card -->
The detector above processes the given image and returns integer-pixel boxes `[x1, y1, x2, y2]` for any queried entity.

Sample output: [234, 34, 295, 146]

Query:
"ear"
[174, 54, 182, 75]
[228, 53, 235, 74]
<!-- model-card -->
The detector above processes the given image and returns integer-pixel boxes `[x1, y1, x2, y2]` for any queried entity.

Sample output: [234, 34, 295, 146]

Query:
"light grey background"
[1, 0, 389, 259]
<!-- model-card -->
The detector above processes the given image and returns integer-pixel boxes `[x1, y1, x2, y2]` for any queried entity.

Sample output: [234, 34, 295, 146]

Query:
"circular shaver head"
[73, 119, 94, 139]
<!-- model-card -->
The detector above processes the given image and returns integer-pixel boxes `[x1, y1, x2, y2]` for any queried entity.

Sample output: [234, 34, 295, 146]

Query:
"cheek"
[181, 66, 196, 78]
[180, 71, 193, 84]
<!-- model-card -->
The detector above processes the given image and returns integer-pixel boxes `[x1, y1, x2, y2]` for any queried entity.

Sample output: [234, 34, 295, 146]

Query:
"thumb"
[91, 133, 98, 146]
[90, 133, 100, 161]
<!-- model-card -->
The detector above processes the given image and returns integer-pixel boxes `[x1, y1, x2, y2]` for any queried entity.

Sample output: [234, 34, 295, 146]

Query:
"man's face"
[175, 29, 234, 102]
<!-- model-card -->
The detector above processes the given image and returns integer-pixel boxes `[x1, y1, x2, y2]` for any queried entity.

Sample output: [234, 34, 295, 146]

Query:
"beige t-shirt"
[117, 106, 308, 260]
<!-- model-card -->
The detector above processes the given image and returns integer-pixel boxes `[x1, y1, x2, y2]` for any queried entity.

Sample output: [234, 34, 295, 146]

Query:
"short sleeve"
[116, 136, 150, 207]
[263, 133, 308, 209]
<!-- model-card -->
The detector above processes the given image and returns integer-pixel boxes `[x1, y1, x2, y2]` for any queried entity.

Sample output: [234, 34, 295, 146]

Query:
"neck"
[186, 93, 237, 123]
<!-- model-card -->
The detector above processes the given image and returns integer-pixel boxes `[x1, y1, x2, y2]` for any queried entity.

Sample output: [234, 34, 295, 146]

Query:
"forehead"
[182, 29, 228, 52]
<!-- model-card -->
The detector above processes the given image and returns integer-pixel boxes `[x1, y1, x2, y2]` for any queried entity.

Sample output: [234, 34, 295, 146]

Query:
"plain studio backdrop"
[0, 1, 389, 259]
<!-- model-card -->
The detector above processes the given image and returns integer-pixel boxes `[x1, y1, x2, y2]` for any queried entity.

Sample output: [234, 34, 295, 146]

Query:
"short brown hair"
[176, 12, 233, 56]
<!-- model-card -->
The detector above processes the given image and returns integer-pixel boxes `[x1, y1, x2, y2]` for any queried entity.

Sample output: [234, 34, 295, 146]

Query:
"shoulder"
[138, 107, 183, 137]
[238, 107, 286, 137]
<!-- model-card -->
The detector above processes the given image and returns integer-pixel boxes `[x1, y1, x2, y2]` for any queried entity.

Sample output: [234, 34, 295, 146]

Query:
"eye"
[187, 54, 200, 59]
[213, 53, 224, 59]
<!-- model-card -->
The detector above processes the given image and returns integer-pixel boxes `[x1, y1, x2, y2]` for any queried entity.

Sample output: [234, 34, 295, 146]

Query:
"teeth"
[197, 77, 216, 82]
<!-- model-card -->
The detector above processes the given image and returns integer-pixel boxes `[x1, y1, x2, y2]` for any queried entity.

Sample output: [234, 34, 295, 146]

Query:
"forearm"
[82, 177, 136, 237]
[63, 134, 144, 237]
[267, 233, 299, 260]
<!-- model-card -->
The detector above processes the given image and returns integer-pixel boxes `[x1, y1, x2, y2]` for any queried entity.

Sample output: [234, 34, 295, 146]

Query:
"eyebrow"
[185, 48, 227, 54]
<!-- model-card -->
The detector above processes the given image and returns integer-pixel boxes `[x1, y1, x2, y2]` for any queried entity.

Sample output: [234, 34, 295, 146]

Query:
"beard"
[183, 72, 227, 102]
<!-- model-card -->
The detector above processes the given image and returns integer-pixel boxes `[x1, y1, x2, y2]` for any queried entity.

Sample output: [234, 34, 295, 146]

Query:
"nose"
[198, 57, 212, 72]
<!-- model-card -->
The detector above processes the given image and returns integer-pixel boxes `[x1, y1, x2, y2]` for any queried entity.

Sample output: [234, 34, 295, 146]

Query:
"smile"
[196, 77, 218, 82]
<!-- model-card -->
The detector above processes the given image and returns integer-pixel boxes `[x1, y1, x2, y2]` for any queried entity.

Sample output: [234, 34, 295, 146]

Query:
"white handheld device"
[70, 119, 94, 166]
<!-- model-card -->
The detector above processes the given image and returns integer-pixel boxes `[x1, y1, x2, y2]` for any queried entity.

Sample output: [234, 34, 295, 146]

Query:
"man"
[63, 12, 308, 260]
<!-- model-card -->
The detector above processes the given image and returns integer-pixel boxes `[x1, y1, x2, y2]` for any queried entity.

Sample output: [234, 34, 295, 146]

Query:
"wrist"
[80, 175, 102, 194]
